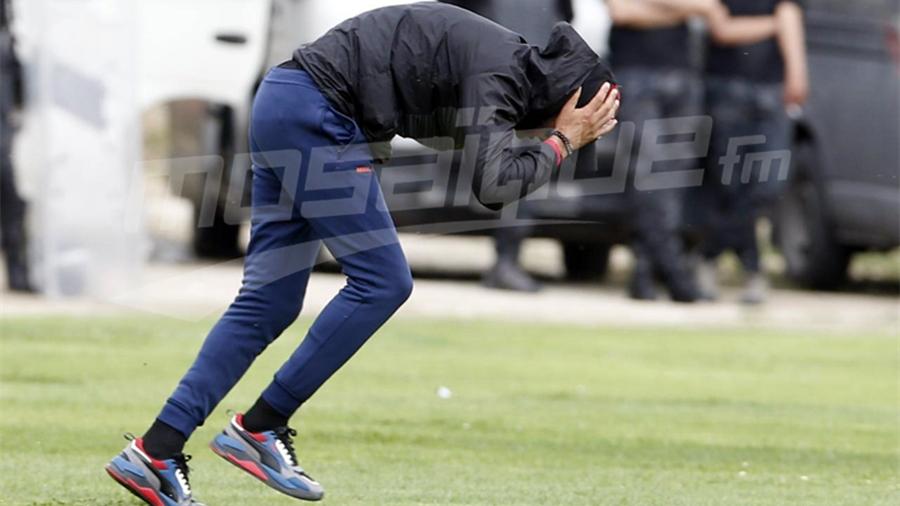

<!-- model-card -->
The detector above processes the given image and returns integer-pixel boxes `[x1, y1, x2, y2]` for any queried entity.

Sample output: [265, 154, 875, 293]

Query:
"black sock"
[142, 419, 187, 460]
[243, 397, 289, 433]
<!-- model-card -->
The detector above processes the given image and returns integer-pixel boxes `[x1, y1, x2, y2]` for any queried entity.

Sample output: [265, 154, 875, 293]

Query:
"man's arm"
[609, 0, 733, 28]
[775, 1, 809, 106]
[606, 0, 687, 28]
[645, 0, 718, 16]
[465, 77, 619, 210]
[707, 3, 778, 46]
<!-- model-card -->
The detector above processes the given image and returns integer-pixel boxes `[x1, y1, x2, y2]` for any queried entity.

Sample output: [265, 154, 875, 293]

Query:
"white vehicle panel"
[137, 0, 271, 109]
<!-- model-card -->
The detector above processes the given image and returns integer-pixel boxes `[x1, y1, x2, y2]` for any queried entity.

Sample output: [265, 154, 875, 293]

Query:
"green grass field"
[0, 316, 897, 505]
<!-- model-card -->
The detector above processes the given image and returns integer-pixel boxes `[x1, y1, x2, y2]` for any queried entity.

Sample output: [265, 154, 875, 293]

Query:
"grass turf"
[0, 316, 897, 505]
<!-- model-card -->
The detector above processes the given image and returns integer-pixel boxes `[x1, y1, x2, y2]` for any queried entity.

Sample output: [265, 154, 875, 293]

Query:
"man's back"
[293, 2, 601, 154]
[294, 4, 523, 143]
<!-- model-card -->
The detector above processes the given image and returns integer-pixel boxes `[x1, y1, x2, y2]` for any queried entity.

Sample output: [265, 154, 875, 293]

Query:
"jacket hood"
[519, 23, 615, 129]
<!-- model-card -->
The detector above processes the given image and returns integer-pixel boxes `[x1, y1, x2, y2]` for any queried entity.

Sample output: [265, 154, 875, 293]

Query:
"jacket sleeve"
[461, 73, 560, 211]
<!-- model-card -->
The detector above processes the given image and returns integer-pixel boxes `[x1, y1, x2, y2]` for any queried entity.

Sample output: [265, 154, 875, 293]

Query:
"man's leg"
[255, 169, 412, 423]
[210, 136, 410, 502]
[483, 203, 540, 292]
[737, 84, 792, 304]
[145, 164, 319, 457]
[0, 113, 31, 292]
[623, 69, 699, 302]
[619, 69, 665, 300]
[646, 70, 707, 302]
[205, 67, 415, 425]
[106, 157, 316, 506]
[203, 67, 410, 501]
[714, 83, 784, 277]
[210, 173, 410, 501]
[700, 78, 758, 298]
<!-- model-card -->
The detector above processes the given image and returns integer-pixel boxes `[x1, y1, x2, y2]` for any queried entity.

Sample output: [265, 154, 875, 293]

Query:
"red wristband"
[543, 138, 563, 167]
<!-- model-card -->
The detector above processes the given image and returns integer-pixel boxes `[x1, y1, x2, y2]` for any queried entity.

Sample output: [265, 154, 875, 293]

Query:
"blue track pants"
[158, 68, 413, 438]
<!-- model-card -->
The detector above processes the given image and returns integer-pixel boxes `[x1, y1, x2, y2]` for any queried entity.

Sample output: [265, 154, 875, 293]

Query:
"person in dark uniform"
[443, 0, 575, 292]
[0, 0, 31, 292]
[106, 4, 620, 504]
[698, 0, 807, 304]
[607, 0, 716, 302]
[607, 0, 788, 303]
[443, 0, 573, 43]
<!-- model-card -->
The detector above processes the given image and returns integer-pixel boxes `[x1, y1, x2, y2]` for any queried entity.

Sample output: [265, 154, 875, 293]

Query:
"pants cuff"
[261, 378, 303, 418]
[157, 400, 201, 440]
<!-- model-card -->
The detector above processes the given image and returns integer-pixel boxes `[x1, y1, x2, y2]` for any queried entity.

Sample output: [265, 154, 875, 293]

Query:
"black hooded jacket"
[292, 2, 612, 209]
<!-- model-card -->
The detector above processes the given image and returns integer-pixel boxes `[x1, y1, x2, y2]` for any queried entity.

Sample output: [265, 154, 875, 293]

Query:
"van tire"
[774, 144, 849, 289]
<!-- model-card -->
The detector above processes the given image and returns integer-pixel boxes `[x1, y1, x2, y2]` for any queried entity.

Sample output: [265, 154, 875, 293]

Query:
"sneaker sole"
[106, 458, 175, 506]
[210, 434, 323, 501]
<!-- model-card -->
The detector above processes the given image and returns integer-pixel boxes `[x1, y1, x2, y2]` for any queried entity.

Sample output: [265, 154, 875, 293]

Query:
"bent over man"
[106, 3, 619, 504]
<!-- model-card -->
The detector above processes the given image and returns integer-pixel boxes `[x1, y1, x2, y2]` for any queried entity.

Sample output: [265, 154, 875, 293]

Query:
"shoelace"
[272, 427, 299, 468]
[171, 454, 193, 497]
[122, 433, 194, 497]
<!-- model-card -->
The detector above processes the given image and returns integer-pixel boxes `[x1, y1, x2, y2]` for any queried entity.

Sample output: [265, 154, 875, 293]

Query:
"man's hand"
[784, 70, 809, 107]
[553, 83, 620, 151]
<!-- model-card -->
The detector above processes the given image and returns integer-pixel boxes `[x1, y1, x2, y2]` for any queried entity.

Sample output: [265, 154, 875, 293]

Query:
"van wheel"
[562, 242, 611, 282]
[774, 146, 849, 289]
[168, 101, 244, 259]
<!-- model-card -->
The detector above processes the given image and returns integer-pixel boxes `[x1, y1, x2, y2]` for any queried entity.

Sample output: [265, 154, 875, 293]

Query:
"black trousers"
[699, 78, 790, 273]
[617, 67, 703, 283]
[0, 115, 29, 288]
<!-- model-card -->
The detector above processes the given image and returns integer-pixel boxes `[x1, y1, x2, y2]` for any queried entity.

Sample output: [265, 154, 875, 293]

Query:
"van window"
[803, 0, 898, 18]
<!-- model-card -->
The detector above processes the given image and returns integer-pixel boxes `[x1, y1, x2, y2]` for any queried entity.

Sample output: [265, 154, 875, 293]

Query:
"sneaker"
[696, 260, 720, 301]
[481, 261, 542, 292]
[666, 272, 701, 303]
[106, 435, 204, 506]
[740, 272, 768, 305]
[628, 272, 657, 301]
[210, 414, 324, 501]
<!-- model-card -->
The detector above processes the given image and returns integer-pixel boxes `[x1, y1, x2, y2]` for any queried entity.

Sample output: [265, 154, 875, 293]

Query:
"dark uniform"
[443, 0, 573, 45]
[609, 18, 701, 302]
[700, 0, 797, 277]
[0, 0, 31, 292]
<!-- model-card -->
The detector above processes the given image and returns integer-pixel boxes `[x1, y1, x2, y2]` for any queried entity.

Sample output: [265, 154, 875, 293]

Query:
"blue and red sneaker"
[210, 414, 324, 501]
[106, 435, 204, 506]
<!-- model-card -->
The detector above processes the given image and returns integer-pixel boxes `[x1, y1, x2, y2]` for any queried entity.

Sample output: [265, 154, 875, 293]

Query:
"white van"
[138, 0, 424, 257]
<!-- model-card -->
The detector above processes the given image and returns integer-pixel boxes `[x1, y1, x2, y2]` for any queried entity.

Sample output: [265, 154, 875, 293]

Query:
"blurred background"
[2, 0, 897, 322]
[1, 2, 899, 505]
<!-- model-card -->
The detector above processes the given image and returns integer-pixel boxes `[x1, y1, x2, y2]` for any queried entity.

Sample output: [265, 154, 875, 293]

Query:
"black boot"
[484, 225, 541, 292]
[662, 263, 700, 303]
[628, 275, 657, 300]
[482, 260, 542, 292]
[4, 248, 33, 292]
[1, 145, 33, 292]
[628, 244, 657, 300]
